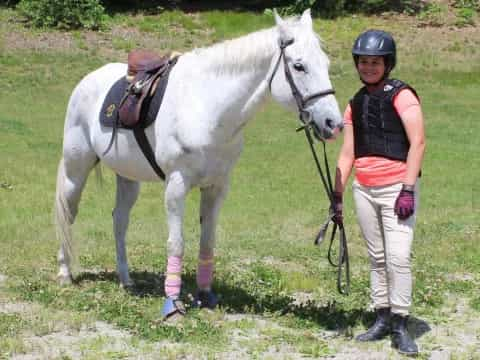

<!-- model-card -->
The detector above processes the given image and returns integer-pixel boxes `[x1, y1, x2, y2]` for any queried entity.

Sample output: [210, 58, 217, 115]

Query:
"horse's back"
[61, 63, 126, 160]
[73, 63, 126, 104]
[64, 63, 126, 129]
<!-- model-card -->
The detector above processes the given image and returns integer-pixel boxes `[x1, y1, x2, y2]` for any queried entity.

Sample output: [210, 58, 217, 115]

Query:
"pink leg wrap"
[196, 252, 214, 291]
[165, 256, 182, 299]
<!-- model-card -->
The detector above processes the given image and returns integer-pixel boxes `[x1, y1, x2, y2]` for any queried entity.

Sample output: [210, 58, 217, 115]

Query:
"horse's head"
[269, 9, 343, 140]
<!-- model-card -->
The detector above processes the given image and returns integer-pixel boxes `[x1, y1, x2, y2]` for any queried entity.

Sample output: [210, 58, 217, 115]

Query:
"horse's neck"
[196, 27, 277, 76]
[188, 28, 278, 116]
[176, 28, 279, 143]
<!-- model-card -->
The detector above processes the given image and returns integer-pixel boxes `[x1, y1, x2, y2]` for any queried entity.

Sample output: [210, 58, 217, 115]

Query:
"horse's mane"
[190, 28, 277, 74]
[188, 18, 327, 75]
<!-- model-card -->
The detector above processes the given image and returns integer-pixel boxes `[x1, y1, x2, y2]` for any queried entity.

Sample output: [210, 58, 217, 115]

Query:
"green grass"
[0, 5, 479, 358]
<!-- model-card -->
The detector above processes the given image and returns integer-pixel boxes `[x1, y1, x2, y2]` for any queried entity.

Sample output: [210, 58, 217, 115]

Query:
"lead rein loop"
[299, 122, 351, 295]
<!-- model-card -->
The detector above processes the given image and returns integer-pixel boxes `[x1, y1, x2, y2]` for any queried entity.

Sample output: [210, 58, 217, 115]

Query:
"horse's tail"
[54, 157, 77, 271]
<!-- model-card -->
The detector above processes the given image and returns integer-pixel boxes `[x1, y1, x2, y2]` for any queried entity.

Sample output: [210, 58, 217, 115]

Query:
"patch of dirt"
[0, 290, 479, 358]
[1, 13, 211, 62]
[221, 293, 480, 359]
[0, 301, 34, 314]
[11, 321, 133, 360]
[2, 8, 479, 67]
[3, 30, 76, 52]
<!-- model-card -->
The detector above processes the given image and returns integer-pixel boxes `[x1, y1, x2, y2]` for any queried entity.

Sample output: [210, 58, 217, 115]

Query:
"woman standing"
[332, 30, 425, 355]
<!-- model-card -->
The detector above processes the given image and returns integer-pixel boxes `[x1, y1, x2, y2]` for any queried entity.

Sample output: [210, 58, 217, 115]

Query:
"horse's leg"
[113, 174, 140, 287]
[194, 181, 229, 308]
[55, 148, 97, 285]
[162, 171, 190, 319]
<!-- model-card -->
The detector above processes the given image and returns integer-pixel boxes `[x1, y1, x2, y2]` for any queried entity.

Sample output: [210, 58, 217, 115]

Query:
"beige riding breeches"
[352, 180, 419, 316]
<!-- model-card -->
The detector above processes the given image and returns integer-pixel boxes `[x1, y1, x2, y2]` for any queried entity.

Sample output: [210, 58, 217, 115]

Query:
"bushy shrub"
[452, 0, 479, 11]
[1, 0, 21, 6]
[275, 0, 345, 17]
[17, 0, 106, 29]
[452, 0, 479, 26]
[417, 1, 448, 26]
[275, 0, 426, 17]
[455, 7, 476, 25]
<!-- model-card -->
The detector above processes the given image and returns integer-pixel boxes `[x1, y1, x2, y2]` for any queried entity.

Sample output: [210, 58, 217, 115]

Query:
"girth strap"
[101, 56, 178, 180]
[133, 126, 165, 180]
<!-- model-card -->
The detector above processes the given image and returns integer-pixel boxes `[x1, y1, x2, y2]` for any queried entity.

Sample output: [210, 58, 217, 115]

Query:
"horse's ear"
[300, 8, 313, 28]
[273, 8, 284, 26]
[274, 9, 292, 41]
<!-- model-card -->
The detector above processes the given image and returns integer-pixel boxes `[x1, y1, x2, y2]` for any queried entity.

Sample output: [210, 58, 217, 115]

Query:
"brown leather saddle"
[119, 50, 172, 127]
[101, 49, 179, 180]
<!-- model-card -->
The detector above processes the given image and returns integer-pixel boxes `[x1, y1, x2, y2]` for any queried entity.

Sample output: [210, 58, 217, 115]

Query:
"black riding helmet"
[352, 30, 396, 77]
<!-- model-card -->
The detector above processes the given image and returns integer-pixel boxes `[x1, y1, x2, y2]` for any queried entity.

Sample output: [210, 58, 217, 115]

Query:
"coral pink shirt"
[345, 89, 421, 186]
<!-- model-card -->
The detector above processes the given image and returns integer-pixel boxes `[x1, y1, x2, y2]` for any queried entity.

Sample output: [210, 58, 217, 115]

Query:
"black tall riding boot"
[391, 313, 418, 355]
[356, 307, 391, 342]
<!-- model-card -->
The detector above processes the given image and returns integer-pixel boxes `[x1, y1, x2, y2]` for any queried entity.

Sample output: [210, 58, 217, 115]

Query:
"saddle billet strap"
[101, 78, 140, 156]
[102, 118, 118, 156]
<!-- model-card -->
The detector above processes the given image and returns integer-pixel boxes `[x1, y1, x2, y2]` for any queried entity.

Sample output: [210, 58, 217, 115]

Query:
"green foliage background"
[16, 0, 106, 29]
[12, 0, 463, 29]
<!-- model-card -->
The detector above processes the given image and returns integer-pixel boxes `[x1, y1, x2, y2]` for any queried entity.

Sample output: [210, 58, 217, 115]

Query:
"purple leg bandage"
[196, 251, 214, 291]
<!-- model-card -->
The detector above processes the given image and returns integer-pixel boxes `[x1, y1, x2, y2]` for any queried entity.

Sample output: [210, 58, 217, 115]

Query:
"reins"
[301, 127, 350, 295]
[269, 38, 350, 295]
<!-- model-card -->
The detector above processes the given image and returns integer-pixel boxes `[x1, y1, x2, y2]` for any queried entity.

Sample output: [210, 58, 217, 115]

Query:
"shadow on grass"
[408, 316, 431, 339]
[353, 312, 431, 340]
[73, 269, 431, 337]
[74, 270, 165, 296]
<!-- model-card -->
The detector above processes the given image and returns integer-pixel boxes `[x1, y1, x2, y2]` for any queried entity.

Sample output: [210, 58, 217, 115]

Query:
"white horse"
[55, 9, 343, 319]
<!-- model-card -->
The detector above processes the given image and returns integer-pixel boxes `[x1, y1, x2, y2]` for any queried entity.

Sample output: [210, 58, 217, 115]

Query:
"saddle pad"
[99, 64, 173, 130]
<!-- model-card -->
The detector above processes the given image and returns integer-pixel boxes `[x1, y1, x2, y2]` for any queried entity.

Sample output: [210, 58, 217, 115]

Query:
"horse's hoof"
[57, 274, 73, 286]
[119, 279, 134, 289]
[193, 290, 219, 310]
[121, 282, 136, 295]
[161, 297, 186, 321]
[163, 311, 184, 324]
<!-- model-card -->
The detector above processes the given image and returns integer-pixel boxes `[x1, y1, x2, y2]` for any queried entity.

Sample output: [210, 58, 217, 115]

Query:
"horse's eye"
[293, 62, 306, 72]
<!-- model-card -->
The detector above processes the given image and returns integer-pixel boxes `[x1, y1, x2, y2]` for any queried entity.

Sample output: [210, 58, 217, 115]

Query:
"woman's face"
[357, 55, 385, 84]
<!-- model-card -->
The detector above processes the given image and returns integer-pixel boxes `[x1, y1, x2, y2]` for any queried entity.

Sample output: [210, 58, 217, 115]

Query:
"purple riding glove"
[331, 191, 343, 225]
[394, 185, 415, 220]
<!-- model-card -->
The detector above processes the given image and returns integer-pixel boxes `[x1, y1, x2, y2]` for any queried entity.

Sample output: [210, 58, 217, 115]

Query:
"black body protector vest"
[351, 79, 419, 162]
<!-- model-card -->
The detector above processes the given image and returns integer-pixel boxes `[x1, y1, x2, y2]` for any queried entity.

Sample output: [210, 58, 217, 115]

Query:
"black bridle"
[269, 38, 350, 295]
[268, 38, 336, 126]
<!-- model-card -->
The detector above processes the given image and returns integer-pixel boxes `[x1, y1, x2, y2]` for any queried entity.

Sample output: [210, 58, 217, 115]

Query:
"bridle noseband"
[268, 38, 350, 295]
[268, 38, 336, 126]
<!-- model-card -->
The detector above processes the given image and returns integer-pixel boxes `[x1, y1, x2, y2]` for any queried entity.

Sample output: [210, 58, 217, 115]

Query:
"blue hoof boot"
[193, 290, 219, 309]
[161, 297, 186, 320]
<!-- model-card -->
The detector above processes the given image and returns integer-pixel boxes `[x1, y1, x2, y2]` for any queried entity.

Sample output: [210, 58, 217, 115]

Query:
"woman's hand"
[331, 191, 344, 225]
[394, 185, 415, 220]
